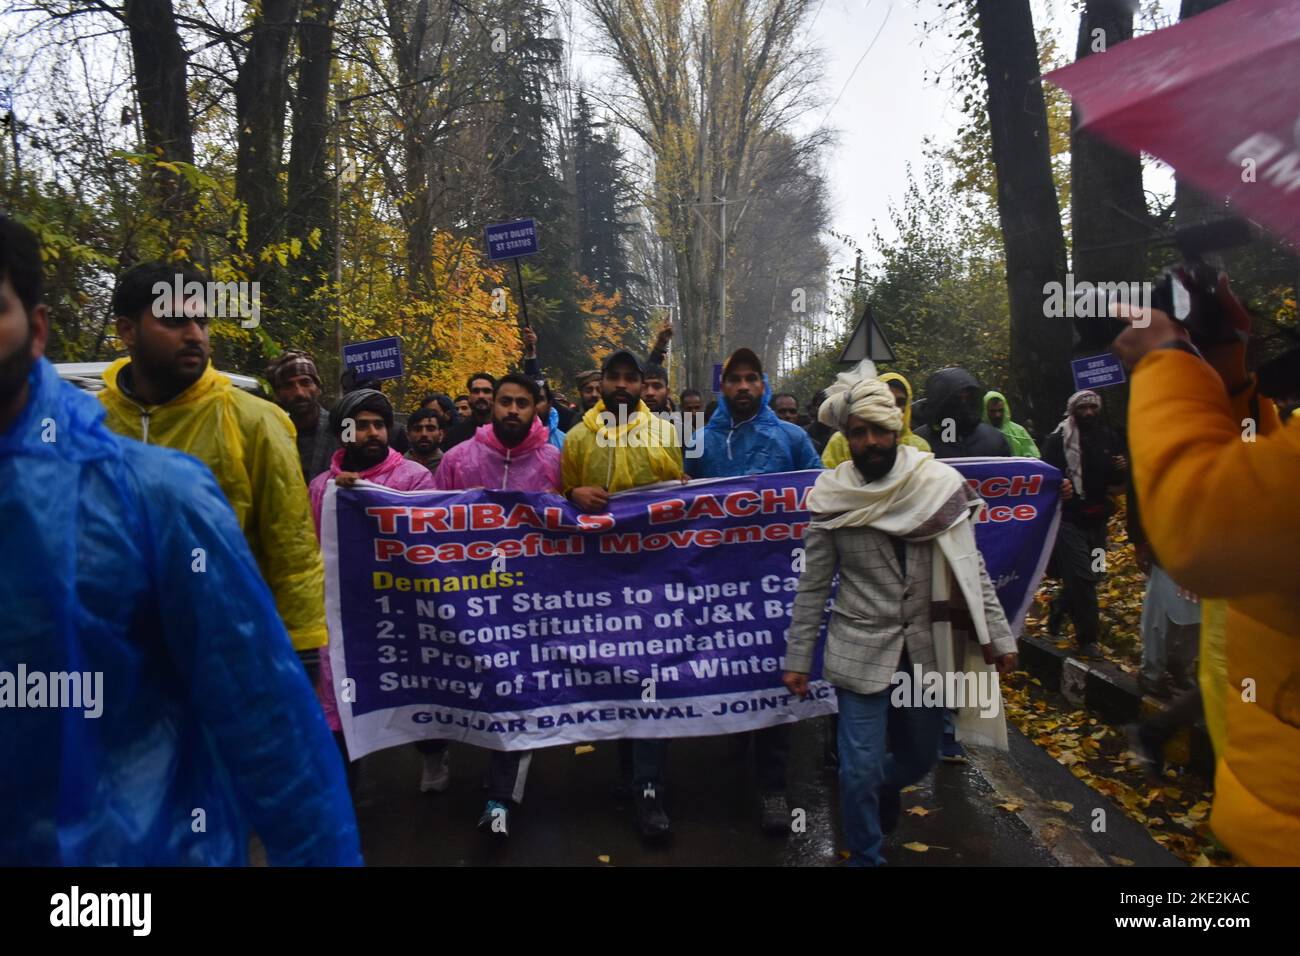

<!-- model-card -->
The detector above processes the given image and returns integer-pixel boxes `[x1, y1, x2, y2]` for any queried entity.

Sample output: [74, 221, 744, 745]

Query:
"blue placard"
[1071, 352, 1126, 391]
[485, 218, 539, 261]
[712, 363, 723, 393]
[343, 336, 404, 382]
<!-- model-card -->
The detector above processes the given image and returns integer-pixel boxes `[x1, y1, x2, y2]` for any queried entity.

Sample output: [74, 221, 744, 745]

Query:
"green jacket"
[982, 390, 1039, 458]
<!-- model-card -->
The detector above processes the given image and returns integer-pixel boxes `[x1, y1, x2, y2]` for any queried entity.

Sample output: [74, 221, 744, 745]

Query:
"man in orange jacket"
[1113, 282, 1300, 866]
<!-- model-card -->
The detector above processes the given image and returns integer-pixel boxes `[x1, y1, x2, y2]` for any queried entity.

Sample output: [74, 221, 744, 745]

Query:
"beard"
[345, 438, 388, 470]
[852, 443, 899, 484]
[602, 389, 635, 414]
[493, 416, 529, 446]
[0, 324, 36, 408]
[135, 338, 207, 398]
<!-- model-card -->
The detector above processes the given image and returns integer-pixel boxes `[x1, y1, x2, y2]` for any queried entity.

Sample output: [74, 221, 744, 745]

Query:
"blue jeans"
[836, 678, 945, 867]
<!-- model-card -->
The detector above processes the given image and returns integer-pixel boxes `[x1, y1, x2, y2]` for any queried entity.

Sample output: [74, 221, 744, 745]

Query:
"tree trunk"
[1071, 1, 1148, 289]
[974, 0, 1072, 427]
[287, 0, 338, 349]
[1173, 0, 1232, 230]
[1070, 0, 1148, 444]
[235, 0, 301, 259]
[123, 0, 194, 226]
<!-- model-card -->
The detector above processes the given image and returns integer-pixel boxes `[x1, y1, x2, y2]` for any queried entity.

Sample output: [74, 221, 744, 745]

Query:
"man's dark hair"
[808, 390, 827, 413]
[681, 388, 702, 402]
[466, 371, 497, 392]
[643, 363, 668, 382]
[495, 372, 541, 403]
[0, 215, 44, 314]
[112, 261, 211, 321]
[454, 393, 469, 403]
[407, 406, 443, 430]
[771, 392, 798, 407]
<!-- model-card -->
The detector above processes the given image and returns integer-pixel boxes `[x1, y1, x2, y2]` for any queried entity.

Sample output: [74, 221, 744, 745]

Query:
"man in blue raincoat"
[0, 215, 361, 866]
[686, 347, 822, 832]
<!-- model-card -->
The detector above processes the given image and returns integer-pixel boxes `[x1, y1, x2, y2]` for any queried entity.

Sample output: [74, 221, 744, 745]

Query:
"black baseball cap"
[601, 349, 645, 377]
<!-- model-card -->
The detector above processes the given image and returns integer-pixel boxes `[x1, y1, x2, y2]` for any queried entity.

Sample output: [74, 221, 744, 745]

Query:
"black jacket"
[1041, 425, 1126, 527]
[912, 368, 1011, 458]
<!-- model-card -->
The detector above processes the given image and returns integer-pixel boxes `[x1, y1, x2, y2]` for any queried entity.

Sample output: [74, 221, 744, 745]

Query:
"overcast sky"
[571, 0, 1183, 283]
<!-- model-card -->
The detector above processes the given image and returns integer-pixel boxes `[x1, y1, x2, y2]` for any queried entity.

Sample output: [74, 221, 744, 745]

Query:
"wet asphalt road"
[346, 716, 1173, 866]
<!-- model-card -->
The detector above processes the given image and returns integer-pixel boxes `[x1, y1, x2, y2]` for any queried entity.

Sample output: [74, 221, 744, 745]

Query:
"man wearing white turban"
[783, 360, 1018, 866]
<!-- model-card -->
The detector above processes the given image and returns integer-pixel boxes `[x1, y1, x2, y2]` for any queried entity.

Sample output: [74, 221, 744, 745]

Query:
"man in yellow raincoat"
[562, 349, 683, 841]
[99, 264, 327, 669]
[1114, 284, 1299, 866]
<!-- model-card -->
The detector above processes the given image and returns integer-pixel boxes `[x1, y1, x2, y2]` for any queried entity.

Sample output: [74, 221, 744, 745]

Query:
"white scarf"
[808, 445, 1009, 749]
[1053, 390, 1101, 498]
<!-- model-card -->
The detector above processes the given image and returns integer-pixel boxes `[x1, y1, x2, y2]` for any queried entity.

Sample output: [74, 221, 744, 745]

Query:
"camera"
[1073, 218, 1254, 351]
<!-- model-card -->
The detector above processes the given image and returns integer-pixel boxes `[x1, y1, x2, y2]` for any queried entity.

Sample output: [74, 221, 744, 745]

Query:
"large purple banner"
[323, 460, 1060, 758]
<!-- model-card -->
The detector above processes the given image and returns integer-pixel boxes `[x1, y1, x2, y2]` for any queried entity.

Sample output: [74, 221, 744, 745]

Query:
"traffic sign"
[840, 304, 896, 364]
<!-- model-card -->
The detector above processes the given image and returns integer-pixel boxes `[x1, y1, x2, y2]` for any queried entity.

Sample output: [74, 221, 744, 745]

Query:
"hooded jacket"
[686, 376, 822, 478]
[1, 359, 360, 865]
[821, 372, 931, 467]
[309, 446, 436, 732]
[309, 445, 437, 530]
[1130, 349, 1300, 866]
[99, 358, 327, 651]
[546, 405, 566, 449]
[561, 399, 683, 494]
[912, 367, 1012, 459]
[981, 390, 1040, 457]
[434, 416, 562, 492]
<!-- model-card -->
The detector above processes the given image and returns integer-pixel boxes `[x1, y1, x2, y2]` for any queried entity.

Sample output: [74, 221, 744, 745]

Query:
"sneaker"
[940, 733, 968, 764]
[477, 799, 510, 837]
[1138, 673, 1173, 700]
[879, 785, 902, 835]
[759, 792, 790, 834]
[635, 784, 671, 841]
[419, 749, 450, 793]
[1076, 642, 1103, 659]
[1047, 601, 1065, 637]
[1125, 723, 1165, 783]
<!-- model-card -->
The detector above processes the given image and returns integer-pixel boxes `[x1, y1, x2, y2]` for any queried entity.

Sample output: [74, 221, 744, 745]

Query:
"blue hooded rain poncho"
[0, 358, 361, 865]
[686, 375, 822, 478]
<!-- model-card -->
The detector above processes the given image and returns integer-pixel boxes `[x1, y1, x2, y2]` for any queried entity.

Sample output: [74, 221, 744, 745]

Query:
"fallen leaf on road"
[574, 745, 595, 755]
[597, 854, 610, 864]
[900, 785, 921, 794]
[905, 806, 934, 817]
[1110, 856, 1134, 866]
[1048, 800, 1074, 813]
[903, 842, 944, 852]
[996, 802, 1024, 813]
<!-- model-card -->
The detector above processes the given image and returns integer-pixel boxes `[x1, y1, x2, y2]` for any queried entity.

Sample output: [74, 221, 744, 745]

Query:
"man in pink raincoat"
[308, 389, 436, 786]
[429, 372, 561, 837]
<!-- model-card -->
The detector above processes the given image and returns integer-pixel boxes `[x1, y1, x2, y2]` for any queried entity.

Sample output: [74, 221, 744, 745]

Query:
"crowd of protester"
[3, 211, 1297, 867]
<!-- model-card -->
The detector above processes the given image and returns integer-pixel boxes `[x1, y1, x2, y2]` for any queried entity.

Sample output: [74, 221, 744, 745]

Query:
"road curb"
[1016, 634, 1215, 778]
